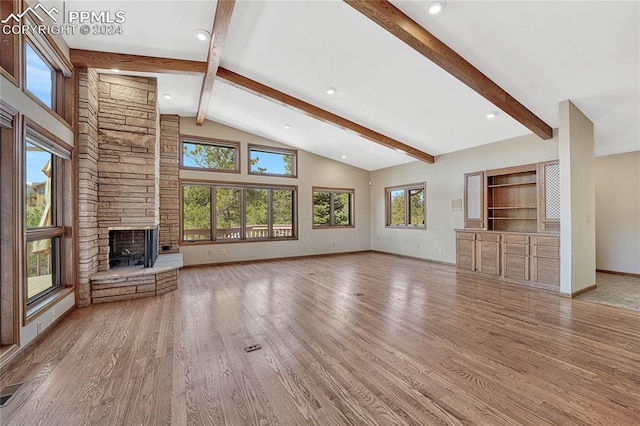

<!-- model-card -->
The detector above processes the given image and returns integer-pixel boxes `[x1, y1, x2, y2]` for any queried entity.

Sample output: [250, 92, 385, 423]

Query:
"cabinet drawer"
[478, 233, 501, 242]
[536, 236, 559, 247]
[504, 243, 526, 255]
[505, 234, 526, 244]
[536, 245, 559, 259]
[457, 232, 476, 240]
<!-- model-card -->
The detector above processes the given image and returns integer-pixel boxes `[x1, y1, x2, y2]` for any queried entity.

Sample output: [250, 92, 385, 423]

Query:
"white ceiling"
[49, 0, 639, 170]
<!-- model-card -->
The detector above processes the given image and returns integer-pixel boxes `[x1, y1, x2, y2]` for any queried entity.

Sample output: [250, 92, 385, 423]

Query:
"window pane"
[182, 185, 211, 241]
[245, 188, 268, 239]
[313, 191, 331, 226]
[272, 189, 294, 238]
[389, 190, 405, 226]
[25, 43, 53, 108]
[250, 149, 295, 176]
[216, 187, 241, 240]
[27, 238, 59, 302]
[26, 142, 53, 229]
[333, 193, 351, 226]
[409, 188, 425, 226]
[182, 141, 237, 170]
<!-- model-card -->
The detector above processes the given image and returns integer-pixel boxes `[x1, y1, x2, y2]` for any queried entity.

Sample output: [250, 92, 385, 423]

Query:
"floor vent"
[0, 383, 22, 407]
[353, 292, 365, 296]
[244, 344, 262, 353]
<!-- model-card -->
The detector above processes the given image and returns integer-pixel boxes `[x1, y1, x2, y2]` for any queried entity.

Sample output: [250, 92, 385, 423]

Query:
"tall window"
[25, 137, 65, 304]
[386, 183, 426, 228]
[313, 188, 354, 228]
[182, 183, 297, 242]
[25, 42, 54, 108]
[248, 144, 297, 177]
[181, 137, 239, 172]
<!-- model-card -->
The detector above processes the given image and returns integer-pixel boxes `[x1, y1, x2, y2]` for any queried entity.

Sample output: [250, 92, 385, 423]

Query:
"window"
[313, 188, 354, 228]
[181, 137, 239, 172]
[386, 183, 426, 228]
[182, 183, 297, 242]
[25, 42, 54, 108]
[24, 137, 66, 304]
[249, 144, 297, 177]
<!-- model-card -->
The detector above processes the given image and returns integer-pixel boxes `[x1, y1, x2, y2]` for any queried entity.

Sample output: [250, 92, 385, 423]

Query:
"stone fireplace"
[77, 70, 181, 305]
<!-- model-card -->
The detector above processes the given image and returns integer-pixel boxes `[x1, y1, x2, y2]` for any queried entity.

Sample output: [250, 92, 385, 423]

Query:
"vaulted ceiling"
[48, 0, 639, 170]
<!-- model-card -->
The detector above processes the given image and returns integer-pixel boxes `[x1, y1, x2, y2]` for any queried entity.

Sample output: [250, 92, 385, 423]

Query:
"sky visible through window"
[25, 43, 53, 108]
[250, 150, 291, 175]
[26, 143, 50, 185]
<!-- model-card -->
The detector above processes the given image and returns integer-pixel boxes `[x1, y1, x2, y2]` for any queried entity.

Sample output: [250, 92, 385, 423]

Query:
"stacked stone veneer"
[77, 68, 100, 307]
[77, 71, 180, 305]
[159, 115, 180, 253]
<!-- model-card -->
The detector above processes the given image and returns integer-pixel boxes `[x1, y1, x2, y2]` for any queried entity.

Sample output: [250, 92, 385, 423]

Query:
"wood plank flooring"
[1, 252, 640, 425]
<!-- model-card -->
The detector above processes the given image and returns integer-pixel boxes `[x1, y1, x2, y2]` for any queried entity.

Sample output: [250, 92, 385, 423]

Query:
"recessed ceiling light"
[341, 155, 347, 159]
[111, 68, 120, 73]
[486, 111, 498, 119]
[325, 87, 337, 95]
[283, 124, 292, 130]
[162, 93, 174, 100]
[427, 0, 445, 15]
[194, 29, 210, 41]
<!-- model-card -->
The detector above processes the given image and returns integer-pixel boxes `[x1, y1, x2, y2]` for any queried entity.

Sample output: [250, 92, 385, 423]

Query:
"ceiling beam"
[69, 49, 207, 75]
[69, 49, 435, 163]
[344, 0, 554, 140]
[216, 67, 435, 163]
[196, 0, 236, 125]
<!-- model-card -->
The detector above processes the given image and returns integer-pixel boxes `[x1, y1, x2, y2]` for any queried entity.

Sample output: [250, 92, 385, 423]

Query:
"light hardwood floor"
[1, 252, 640, 425]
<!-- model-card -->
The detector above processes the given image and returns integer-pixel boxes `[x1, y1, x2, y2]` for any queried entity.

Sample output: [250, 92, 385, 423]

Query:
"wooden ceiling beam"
[196, 0, 236, 125]
[69, 49, 207, 75]
[216, 67, 435, 163]
[344, 0, 554, 140]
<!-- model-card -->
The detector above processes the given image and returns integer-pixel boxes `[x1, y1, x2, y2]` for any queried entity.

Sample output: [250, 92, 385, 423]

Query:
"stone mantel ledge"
[91, 253, 183, 281]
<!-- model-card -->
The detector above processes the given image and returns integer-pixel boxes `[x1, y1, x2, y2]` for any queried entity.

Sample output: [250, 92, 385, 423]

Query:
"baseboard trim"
[596, 269, 640, 279]
[182, 250, 373, 269]
[559, 284, 598, 299]
[370, 250, 456, 267]
[0, 307, 75, 374]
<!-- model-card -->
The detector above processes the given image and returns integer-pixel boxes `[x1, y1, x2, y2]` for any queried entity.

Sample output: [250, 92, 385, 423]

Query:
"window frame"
[180, 136, 240, 173]
[312, 187, 355, 229]
[248, 144, 298, 178]
[181, 180, 298, 244]
[22, 119, 73, 322]
[385, 182, 426, 229]
[20, 16, 75, 128]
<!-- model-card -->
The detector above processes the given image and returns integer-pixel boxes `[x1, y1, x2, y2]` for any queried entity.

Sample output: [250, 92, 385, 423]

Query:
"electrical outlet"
[417, 244, 420, 250]
[332, 242, 335, 247]
[221, 248, 227, 255]
[586, 215, 592, 223]
[36, 322, 42, 335]
[51, 309, 56, 322]
[207, 249, 212, 256]
[438, 247, 442, 253]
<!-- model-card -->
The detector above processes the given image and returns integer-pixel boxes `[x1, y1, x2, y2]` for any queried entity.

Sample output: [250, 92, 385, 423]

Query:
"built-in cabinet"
[458, 161, 560, 290]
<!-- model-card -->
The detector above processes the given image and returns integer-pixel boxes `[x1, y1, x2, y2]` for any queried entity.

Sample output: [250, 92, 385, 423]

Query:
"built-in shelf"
[488, 206, 537, 210]
[488, 217, 537, 220]
[488, 182, 537, 188]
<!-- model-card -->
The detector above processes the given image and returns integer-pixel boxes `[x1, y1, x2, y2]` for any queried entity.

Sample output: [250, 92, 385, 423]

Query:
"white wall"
[370, 133, 559, 263]
[559, 100, 596, 294]
[179, 118, 371, 265]
[595, 151, 640, 274]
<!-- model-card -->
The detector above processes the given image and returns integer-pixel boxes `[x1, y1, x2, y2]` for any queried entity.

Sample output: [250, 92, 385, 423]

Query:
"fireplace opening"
[108, 228, 158, 269]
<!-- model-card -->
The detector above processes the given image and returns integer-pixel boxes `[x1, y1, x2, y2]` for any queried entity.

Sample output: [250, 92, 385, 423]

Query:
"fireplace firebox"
[108, 228, 158, 269]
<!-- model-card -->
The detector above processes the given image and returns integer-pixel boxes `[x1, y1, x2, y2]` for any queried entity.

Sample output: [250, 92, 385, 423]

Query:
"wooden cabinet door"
[476, 234, 501, 276]
[464, 171, 485, 229]
[456, 233, 475, 271]
[538, 161, 560, 232]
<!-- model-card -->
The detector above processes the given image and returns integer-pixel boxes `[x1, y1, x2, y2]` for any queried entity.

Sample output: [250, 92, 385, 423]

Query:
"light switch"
[586, 214, 592, 223]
